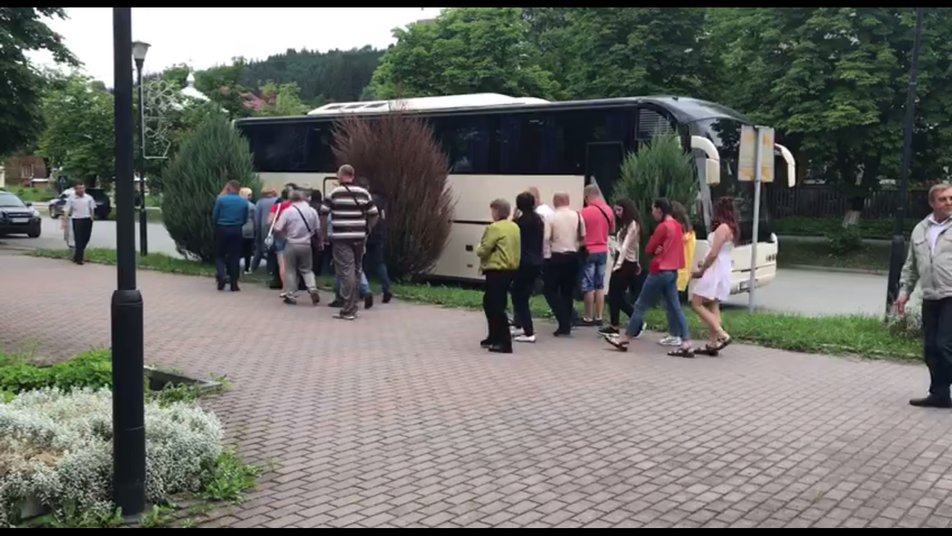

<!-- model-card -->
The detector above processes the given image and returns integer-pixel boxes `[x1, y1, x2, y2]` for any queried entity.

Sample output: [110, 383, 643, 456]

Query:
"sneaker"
[382, 291, 393, 304]
[514, 334, 536, 343]
[364, 294, 374, 310]
[658, 336, 682, 347]
[509, 326, 525, 337]
[598, 325, 619, 335]
[283, 294, 297, 305]
[310, 292, 321, 306]
[632, 322, 646, 339]
[328, 300, 343, 308]
[334, 312, 357, 321]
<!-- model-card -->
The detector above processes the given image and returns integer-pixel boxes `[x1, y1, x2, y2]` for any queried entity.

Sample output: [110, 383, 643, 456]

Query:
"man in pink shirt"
[579, 184, 615, 325]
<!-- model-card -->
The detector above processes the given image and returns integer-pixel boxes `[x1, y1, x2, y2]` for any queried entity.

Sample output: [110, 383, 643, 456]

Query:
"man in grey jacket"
[252, 188, 280, 288]
[898, 183, 952, 408]
[274, 189, 321, 306]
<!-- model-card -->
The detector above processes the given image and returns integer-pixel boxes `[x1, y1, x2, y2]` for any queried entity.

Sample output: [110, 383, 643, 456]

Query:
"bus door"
[584, 142, 625, 202]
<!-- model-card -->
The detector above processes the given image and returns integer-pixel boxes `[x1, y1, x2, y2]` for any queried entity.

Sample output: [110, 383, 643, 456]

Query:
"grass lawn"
[27, 247, 920, 362]
[778, 240, 891, 272]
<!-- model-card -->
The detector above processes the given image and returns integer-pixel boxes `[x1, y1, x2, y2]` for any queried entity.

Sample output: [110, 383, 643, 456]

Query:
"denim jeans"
[334, 271, 370, 298]
[580, 252, 608, 292]
[625, 270, 690, 340]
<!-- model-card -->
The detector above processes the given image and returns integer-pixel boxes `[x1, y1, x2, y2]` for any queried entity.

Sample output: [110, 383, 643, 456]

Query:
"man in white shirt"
[274, 189, 321, 305]
[542, 192, 585, 336]
[64, 183, 96, 264]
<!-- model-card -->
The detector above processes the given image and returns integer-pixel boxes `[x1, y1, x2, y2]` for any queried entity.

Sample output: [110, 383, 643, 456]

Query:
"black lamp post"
[132, 40, 150, 257]
[886, 7, 925, 314]
[112, 7, 146, 519]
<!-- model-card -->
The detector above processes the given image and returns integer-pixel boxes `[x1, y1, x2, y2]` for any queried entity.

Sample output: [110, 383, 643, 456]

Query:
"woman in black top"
[510, 191, 545, 343]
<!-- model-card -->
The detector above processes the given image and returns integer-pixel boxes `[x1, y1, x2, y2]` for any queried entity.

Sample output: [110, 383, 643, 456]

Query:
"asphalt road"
[0, 216, 888, 318]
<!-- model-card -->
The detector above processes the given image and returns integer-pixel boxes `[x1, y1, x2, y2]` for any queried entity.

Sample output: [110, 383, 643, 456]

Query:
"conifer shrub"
[161, 114, 260, 262]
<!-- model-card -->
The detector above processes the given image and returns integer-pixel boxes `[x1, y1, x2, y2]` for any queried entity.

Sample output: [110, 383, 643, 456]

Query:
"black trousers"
[71, 218, 93, 263]
[484, 270, 515, 349]
[608, 260, 640, 326]
[242, 237, 254, 271]
[510, 264, 541, 336]
[214, 225, 243, 286]
[923, 298, 952, 400]
[543, 252, 579, 333]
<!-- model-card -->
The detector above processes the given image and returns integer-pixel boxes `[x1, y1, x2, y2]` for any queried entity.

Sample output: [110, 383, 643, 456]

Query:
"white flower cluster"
[0, 388, 223, 527]
[886, 282, 923, 337]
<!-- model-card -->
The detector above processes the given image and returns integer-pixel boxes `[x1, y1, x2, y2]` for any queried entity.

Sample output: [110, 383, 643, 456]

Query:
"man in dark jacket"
[357, 177, 392, 303]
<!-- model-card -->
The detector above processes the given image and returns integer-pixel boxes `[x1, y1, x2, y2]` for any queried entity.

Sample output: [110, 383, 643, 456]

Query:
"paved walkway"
[1, 252, 951, 528]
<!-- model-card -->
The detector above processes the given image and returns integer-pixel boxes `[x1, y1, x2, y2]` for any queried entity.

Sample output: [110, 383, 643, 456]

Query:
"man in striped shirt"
[320, 164, 380, 320]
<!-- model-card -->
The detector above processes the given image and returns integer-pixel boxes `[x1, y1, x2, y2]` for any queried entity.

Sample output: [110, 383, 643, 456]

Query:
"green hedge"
[0, 350, 111, 399]
[773, 217, 916, 239]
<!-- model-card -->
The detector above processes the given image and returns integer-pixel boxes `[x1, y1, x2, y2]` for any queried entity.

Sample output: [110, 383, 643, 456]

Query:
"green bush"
[160, 113, 260, 262]
[772, 217, 916, 239]
[0, 350, 112, 394]
[613, 133, 698, 245]
[826, 225, 865, 255]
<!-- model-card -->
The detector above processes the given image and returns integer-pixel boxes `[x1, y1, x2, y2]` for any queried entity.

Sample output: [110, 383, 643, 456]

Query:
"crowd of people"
[211, 164, 390, 320]
[476, 184, 740, 357]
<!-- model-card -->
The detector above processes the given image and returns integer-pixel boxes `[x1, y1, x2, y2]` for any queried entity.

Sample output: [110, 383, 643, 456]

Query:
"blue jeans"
[625, 270, 690, 340]
[335, 271, 370, 298]
[580, 252, 608, 292]
[362, 242, 391, 295]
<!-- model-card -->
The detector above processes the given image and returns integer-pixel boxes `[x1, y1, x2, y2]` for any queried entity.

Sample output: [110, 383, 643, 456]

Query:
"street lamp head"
[131, 40, 150, 63]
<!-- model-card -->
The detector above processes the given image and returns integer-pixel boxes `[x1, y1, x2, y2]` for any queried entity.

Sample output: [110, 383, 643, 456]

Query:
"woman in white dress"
[690, 197, 739, 355]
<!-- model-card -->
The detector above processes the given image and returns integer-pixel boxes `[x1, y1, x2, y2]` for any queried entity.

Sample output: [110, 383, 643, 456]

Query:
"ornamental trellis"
[142, 78, 178, 160]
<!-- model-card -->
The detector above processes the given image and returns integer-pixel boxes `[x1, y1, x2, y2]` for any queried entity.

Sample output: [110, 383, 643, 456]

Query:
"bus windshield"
[691, 117, 773, 244]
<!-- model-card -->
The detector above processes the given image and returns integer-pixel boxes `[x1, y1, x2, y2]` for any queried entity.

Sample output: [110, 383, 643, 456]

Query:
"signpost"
[738, 125, 774, 313]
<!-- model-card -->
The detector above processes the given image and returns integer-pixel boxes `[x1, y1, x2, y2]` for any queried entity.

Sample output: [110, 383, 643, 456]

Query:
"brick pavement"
[2, 251, 952, 528]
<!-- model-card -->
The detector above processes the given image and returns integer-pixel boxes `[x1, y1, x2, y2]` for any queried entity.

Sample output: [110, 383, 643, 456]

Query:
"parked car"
[49, 188, 111, 220]
[0, 191, 42, 238]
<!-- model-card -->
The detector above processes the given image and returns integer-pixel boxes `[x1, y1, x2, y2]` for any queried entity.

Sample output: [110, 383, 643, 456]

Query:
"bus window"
[636, 108, 675, 142]
[497, 113, 567, 175]
[431, 115, 493, 174]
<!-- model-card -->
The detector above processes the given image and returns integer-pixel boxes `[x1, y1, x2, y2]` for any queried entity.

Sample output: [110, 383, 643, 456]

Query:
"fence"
[766, 185, 931, 220]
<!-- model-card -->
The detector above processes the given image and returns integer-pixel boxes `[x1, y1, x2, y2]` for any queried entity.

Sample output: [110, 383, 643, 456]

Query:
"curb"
[785, 264, 888, 276]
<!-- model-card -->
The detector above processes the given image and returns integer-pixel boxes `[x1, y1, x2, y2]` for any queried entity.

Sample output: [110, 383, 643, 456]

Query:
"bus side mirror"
[690, 135, 721, 186]
[705, 159, 721, 186]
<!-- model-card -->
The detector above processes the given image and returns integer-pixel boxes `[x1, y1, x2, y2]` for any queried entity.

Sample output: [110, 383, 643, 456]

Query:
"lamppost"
[112, 7, 146, 519]
[132, 40, 150, 257]
[886, 7, 925, 314]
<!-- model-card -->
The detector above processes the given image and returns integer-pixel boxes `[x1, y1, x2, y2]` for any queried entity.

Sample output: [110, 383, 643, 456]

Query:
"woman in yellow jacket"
[659, 201, 696, 347]
[476, 198, 521, 354]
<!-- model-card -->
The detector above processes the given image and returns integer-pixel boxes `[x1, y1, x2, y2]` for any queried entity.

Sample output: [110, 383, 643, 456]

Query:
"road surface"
[0, 217, 887, 318]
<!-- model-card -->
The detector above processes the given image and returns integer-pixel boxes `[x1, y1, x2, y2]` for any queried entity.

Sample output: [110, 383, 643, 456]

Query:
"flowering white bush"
[0, 388, 222, 527]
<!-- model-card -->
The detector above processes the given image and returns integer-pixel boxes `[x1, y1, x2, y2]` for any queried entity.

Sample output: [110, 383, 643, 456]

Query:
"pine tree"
[161, 114, 260, 262]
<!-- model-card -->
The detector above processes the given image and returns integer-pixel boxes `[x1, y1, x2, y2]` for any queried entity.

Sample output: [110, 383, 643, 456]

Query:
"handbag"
[263, 202, 283, 251]
[292, 205, 323, 252]
[576, 211, 587, 259]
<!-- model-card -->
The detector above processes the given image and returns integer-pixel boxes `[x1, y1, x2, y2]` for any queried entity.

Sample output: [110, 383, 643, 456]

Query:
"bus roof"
[235, 93, 751, 126]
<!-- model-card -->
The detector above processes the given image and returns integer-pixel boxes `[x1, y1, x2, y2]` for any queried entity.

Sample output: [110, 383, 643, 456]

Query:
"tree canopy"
[0, 8, 79, 157]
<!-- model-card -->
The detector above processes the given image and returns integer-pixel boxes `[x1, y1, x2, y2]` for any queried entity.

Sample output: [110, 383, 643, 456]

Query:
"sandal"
[694, 344, 719, 357]
[714, 334, 733, 351]
[667, 347, 696, 358]
[604, 334, 629, 352]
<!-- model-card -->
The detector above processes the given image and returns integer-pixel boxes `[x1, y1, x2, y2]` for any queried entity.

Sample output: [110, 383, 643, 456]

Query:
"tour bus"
[233, 93, 796, 294]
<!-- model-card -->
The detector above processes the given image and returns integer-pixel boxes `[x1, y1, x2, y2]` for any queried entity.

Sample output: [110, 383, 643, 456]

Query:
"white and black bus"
[234, 93, 795, 293]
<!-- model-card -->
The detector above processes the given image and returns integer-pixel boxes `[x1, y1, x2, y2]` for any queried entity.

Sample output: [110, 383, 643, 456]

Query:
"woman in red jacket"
[603, 197, 694, 357]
